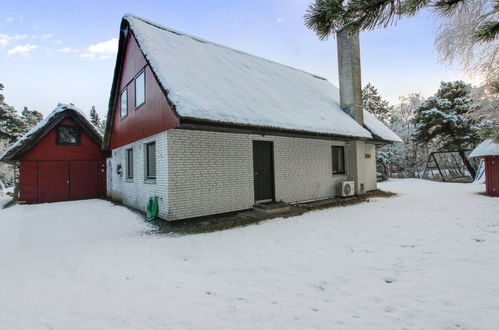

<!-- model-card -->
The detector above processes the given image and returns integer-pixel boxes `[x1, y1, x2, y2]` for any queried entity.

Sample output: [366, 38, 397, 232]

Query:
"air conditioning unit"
[338, 181, 355, 197]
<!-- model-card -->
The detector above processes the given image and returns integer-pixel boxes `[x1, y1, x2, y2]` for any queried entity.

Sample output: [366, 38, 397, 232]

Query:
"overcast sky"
[0, 0, 470, 118]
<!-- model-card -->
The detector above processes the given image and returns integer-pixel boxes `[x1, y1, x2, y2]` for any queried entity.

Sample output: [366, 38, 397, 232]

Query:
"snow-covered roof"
[0, 104, 103, 162]
[363, 110, 403, 143]
[123, 14, 382, 139]
[469, 139, 499, 157]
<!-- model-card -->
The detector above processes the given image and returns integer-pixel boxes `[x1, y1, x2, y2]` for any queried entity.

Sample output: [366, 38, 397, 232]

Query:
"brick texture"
[108, 129, 376, 221]
[167, 129, 350, 220]
[108, 131, 169, 219]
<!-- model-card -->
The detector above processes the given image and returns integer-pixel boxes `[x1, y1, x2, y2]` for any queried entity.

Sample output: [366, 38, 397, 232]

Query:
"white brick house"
[103, 14, 401, 221]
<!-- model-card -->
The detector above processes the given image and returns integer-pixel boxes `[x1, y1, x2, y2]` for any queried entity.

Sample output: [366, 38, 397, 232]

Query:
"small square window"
[146, 142, 156, 179]
[332, 146, 345, 175]
[126, 148, 134, 178]
[57, 125, 80, 145]
[120, 88, 128, 118]
[135, 70, 145, 109]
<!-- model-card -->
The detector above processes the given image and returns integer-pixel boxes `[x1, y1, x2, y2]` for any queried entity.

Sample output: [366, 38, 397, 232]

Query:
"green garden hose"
[146, 196, 158, 221]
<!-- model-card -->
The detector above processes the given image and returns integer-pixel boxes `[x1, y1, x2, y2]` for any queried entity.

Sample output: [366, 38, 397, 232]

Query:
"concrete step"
[253, 202, 291, 214]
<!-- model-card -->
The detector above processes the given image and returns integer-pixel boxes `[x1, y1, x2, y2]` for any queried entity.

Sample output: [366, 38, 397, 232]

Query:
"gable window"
[332, 146, 345, 175]
[120, 88, 128, 118]
[126, 148, 134, 179]
[57, 125, 80, 145]
[146, 142, 156, 179]
[135, 70, 145, 109]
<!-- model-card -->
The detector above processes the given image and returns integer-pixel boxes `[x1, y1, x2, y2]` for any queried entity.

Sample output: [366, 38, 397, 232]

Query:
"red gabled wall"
[485, 156, 499, 197]
[19, 117, 107, 203]
[109, 33, 179, 150]
[21, 118, 106, 161]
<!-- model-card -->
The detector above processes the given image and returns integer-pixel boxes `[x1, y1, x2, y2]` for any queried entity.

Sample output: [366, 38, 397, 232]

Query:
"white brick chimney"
[337, 29, 366, 195]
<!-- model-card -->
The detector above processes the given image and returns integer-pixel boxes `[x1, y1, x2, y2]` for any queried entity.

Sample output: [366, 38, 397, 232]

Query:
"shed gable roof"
[470, 139, 499, 157]
[0, 104, 103, 163]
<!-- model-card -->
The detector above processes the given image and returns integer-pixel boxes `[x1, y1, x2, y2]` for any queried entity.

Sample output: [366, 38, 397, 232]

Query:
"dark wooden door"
[253, 141, 275, 202]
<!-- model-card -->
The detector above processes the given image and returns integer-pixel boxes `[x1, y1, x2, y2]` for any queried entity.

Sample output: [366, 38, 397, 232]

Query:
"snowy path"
[0, 180, 498, 329]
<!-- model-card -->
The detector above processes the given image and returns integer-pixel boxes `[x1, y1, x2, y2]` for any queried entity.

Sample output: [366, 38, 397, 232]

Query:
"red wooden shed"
[470, 139, 499, 197]
[0, 104, 107, 203]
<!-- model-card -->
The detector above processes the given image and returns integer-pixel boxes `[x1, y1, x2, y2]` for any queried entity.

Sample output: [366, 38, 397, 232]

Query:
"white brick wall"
[167, 129, 349, 220]
[108, 132, 169, 219]
[167, 130, 254, 220]
[108, 128, 372, 221]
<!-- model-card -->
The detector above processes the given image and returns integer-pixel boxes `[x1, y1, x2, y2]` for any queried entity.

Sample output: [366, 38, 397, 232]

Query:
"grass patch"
[146, 189, 397, 235]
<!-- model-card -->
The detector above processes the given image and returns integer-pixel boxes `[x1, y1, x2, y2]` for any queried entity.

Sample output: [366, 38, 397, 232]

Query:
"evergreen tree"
[89, 106, 106, 133]
[362, 83, 393, 124]
[89, 106, 100, 128]
[0, 84, 27, 143]
[304, 0, 497, 42]
[412, 81, 481, 178]
[21, 106, 44, 130]
[99, 119, 106, 134]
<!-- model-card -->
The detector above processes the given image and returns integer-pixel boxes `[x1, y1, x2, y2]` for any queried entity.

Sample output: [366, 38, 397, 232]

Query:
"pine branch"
[431, 0, 467, 17]
[304, 0, 346, 40]
[473, 20, 499, 42]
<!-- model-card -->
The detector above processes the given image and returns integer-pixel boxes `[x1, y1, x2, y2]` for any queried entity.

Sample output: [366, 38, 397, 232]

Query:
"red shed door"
[70, 161, 98, 200]
[38, 161, 70, 203]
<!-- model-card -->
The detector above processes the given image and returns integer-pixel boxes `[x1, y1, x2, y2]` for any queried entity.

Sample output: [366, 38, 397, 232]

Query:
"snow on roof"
[469, 139, 499, 157]
[0, 104, 102, 162]
[124, 14, 374, 139]
[363, 110, 403, 143]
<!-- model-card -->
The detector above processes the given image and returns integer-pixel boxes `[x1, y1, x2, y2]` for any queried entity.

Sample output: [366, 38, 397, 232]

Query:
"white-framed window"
[126, 148, 134, 179]
[332, 145, 345, 175]
[120, 88, 128, 118]
[146, 142, 156, 179]
[135, 70, 145, 109]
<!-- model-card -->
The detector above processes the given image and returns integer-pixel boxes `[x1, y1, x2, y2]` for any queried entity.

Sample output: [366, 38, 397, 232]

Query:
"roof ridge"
[123, 13, 328, 81]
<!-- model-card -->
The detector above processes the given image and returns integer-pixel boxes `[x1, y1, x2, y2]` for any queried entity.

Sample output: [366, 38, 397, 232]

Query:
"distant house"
[0, 104, 107, 203]
[470, 139, 499, 197]
[103, 14, 401, 221]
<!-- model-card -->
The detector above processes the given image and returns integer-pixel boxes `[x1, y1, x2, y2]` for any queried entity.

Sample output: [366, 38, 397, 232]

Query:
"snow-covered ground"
[0, 184, 14, 208]
[0, 179, 498, 329]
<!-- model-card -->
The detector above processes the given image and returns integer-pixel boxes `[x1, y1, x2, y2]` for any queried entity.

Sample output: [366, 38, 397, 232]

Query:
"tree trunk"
[458, 150, 476, 179]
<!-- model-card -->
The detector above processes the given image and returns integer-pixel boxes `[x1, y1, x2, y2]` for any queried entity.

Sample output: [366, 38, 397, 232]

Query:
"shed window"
[332, 146, 345, 175]
[146, 142, 156, 179]
[126, 148, 134, 178]
[135, 70, 145, 109]
[57, 125, 80, 145]
[120, 88, 128, 118]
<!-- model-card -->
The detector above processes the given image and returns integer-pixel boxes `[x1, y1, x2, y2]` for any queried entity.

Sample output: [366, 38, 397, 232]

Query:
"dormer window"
[57, 125, 80, 145]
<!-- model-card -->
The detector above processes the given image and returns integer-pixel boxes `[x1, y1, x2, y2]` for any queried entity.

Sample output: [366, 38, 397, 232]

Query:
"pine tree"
[304, 0, 497, 42]
[99, 119, 106, 134]
[362, 83, 393, 124]
[21, 106, 44, 130]
[0, 84, 27, 143]
[412, 81, 481, 178]
[89, 106, 100, 128]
